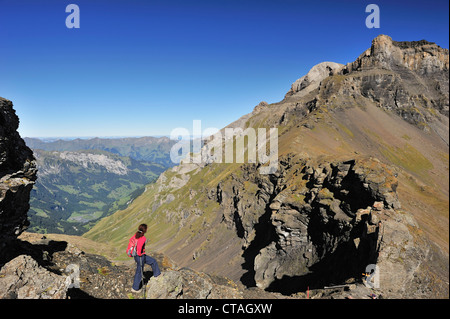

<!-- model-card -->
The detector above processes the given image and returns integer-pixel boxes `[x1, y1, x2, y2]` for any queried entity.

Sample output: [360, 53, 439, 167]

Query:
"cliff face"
[345, 35, 449, 76]
[0, 97, 37, 255]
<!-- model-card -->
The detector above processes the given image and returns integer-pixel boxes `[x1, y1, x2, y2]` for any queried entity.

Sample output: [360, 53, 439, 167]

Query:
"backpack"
[126, 236, 138, 257]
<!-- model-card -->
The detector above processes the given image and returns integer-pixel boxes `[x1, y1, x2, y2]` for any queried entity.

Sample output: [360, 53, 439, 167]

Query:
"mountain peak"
[374, 34, 436, 50]
[344, 34, 449, 74]
[285, 35, 448, 101]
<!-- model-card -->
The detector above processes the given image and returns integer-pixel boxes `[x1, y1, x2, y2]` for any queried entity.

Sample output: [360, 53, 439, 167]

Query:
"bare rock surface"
[0, 97, 37, 254]
[0, 254, 69, 299]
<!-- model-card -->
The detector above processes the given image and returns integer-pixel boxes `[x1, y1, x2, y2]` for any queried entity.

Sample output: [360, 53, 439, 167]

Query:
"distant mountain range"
[28, 149, 166, 235]
[25, 136, 176, 235]
[24, 136, 177, 168]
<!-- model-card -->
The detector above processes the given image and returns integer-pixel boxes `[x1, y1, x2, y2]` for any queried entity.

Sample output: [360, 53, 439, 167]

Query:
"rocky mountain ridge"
[24, 136, 177, 168]
[86, 35, 449, 298]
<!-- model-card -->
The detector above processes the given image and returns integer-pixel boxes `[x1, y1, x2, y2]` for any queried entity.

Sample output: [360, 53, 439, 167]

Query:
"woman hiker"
[127, 224, 161, 292]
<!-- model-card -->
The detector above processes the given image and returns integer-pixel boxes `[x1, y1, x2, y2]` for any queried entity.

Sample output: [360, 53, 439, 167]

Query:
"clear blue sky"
[0, 0, 448, 138]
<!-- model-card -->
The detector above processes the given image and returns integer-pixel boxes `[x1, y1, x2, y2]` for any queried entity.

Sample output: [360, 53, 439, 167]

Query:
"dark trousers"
[133, 254, 161, 290]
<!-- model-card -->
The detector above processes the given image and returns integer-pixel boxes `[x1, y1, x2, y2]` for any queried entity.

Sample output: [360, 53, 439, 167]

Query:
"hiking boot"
[131, 288, 142, 293]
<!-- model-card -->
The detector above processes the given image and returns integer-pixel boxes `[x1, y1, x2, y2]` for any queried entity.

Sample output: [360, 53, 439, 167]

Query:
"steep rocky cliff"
[0, 97, 37, 257]
[85, 35, 448, 298]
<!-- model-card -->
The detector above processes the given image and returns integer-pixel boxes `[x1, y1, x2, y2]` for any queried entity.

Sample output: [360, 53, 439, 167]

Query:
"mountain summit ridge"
[347, 34, 449, 74]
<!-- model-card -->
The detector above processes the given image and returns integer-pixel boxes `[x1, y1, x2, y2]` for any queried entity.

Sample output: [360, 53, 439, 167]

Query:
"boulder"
[0, 255, 70, 299]
[146, 268, 242, 299]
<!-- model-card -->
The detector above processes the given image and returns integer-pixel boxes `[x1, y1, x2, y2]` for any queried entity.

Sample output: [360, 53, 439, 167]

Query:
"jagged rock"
[339, 34, 449, 129]
[251, 156, 403, 291]
[146, 270, 184, 299]
[286, 62, 345, 97]
[0, 97, 37, 257]
[0, 255, 69, 299]
[278, 34, 449, 141]
[205, 153, 424, 296]
[345, 34, 449, 75]
[372, 201, 384, 211]
[253, 101, 269, 114]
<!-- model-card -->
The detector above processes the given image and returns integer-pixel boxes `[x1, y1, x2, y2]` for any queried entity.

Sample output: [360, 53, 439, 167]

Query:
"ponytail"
[135, 224, 147, 239]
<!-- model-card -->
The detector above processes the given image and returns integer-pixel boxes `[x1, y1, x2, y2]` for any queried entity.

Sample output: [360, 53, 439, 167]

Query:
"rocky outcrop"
[1, 233, 159, 299]
[340, 34, 449, 125]
[213, 155, 407, 293]
[0, 97, 37, 256]
[344, 35, 449, 75]
[0, 254, 69, 299]
[253, 157, 395, 290]
[252, 101, 269, 114]
[286, 62, 344, 98]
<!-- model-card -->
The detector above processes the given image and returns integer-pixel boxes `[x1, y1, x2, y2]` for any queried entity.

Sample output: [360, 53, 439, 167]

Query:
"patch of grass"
[378, 143, 433, 177]
[97, 266, 110, 276]
[32, 208, 49, 218]
[55, 184, 80, 195]
[401, 134, 411, 141]
[336, 122, 355, 138]
[438, 152, 449, 167]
